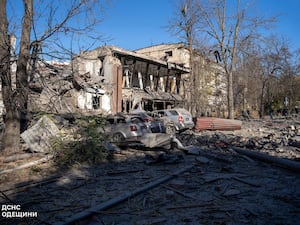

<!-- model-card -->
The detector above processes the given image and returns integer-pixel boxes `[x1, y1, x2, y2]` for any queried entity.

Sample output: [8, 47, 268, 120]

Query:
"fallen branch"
[0, 155, 54, 175]
[3, 153, 43, 163]
[58, 164, 195, 225]
[0, 190, 14, 203]
[106, 168, 144, 175]
[1, 174, 62, 195]
[163, 184, 198, 200]
[232, 177, 261, 187]
[203, 173, 248, 183]
[227, 148, 254, 163]
[232, 147, 300, 173]
[166, 202, 214, 210]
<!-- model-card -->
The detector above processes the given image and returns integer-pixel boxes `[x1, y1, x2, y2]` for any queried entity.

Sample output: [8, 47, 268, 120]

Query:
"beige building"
[72, 45, 190, 114]
[136, 43, 227, 117]
[0, 43, 226, 118]
[135, 43, 190, 68]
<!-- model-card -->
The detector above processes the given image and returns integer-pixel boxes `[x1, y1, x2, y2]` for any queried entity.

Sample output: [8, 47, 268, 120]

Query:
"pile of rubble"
[0, 118, 299, 225]
[178, 119, 300, 161]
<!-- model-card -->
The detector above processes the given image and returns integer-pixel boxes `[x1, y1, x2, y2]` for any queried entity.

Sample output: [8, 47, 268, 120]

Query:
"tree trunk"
[0, 0, 17, 153]
[1, 0, 33, 153]
[260, 80, 266, 119]
[16, 0, 33, 132]
[227, 70, 234, 119]
[189, 39, 196, 116]
[1, 108, 20, 153]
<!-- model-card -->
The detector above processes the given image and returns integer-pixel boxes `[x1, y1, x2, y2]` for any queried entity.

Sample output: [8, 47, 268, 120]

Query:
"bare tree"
[196, 0, 252, 118]
[168, 0, 274, 118]
[258, 37, 292, 117]
[274, 41, 300, 114]
[235, 35, 300, 118]
[0, 0, 33, 154]
[0, 0, 106, 153]
[168, 0, 200, 115]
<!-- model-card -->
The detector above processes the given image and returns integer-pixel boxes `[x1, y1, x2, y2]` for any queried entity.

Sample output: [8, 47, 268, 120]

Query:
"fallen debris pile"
[21, 115, 60, 153]
[178, 119, 300, 161]
[0, 119, 299, 225]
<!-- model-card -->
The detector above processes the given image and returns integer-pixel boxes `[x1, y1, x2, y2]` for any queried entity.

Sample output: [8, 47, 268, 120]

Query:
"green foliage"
[52, 115, 108, 166]
[30, 165, 42, 174]
[32, 111, 55, 121]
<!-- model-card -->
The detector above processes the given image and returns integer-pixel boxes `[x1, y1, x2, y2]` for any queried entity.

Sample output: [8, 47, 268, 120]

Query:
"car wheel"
[165, 124, 176, 135]
[112, 133, 125, 142]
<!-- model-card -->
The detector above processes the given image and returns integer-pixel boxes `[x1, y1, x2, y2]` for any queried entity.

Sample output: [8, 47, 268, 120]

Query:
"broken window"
[123, 68, 131, 88]
[92, 95, 101, 109]
[132, 73, 140, 88]
[165, 51, 173, 57]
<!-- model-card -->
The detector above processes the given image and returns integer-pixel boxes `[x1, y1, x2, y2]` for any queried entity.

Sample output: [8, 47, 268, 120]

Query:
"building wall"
[74, 50, 103, 84]
[73, 45, 191, 114]
[112, 64, 122, 113]
[135, 43, 190, 67]
[73, 48, 123, 114]
[137, 43, 228, 117]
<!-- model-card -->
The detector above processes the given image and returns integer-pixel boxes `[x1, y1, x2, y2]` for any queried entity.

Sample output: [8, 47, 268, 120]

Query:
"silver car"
[146, 111, 177, 135]
[105, 114, 150, 144]
[153, 108, 194, 132]
[130, 110, 174, 134]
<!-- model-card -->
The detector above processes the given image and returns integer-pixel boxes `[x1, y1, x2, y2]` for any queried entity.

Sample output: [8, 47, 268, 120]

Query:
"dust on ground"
[0, 118, 299, 225]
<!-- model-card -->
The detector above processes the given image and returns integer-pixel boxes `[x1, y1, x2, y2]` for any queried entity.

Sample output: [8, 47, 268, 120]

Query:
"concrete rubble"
[139, 133, 174, 148]
[0, 118, 299, 225]
[20, 115, 60, 153]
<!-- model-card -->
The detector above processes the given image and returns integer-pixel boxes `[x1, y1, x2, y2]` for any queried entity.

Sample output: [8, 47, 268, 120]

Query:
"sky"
[99, 0, 300, 51]
[98, 0, 177, 50]
[6, 0, 300, 53]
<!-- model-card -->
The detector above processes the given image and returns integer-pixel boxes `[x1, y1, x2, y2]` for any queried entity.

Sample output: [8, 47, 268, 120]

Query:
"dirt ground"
[0, 118, 299, 225]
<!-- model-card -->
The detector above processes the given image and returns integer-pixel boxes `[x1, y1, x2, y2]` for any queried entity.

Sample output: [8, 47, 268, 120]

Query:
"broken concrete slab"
[140, 133, 172, 148]
[222, 189, 241, 196]
[196, 156, 210, 164]
[144, 153, 184, 165]
[103, 141, 121, 153]
[21, 115, 60, 153]
[182, 145, 202, 155]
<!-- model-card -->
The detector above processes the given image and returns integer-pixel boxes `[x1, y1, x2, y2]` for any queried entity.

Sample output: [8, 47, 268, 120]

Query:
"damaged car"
[129, 110, 163, 133]
[131, 110, 176, 135]
[104, 114, 151, 145]
[153, 108, 194, 133]
[146, 111, 177, 135]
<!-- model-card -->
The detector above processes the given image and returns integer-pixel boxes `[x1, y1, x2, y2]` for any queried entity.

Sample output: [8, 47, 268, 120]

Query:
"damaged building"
[72, 45, 190, 114]
[0, 42, 226, 117]
[136, 43, 227, 117]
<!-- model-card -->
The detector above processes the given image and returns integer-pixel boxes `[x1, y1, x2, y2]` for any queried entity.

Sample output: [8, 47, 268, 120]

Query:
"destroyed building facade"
[136, 43, 227, 117]
[72, 45, 190, 114]
[0, 43, 227, 117]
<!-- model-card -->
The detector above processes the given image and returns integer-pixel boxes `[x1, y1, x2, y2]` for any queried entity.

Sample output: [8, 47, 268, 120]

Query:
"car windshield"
[176, 108, 191, 115]
[106, 117, 126, 124]
[129, 117, 144, 123]
[139, 113, 150, 120]
[169, 110, 179, 115]
[147, 112, 159, 118]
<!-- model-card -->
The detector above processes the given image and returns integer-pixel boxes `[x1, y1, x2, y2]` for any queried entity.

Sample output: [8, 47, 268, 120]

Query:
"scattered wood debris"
[0, 119, 299, 225]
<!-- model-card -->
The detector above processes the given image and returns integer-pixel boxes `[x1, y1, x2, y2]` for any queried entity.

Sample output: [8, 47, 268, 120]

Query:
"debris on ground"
[21, 115, 60, 153]
[0, 118, 299, 225]
[139, 133, 173, 148]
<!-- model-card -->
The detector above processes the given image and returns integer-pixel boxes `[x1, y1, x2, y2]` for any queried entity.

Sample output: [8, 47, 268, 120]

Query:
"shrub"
[52, 115, 108, 165]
